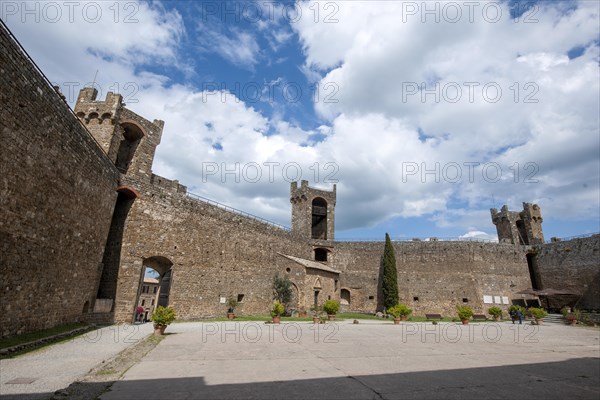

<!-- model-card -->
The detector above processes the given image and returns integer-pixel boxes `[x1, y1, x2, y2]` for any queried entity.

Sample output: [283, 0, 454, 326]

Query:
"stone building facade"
[1, 23, 598, 338]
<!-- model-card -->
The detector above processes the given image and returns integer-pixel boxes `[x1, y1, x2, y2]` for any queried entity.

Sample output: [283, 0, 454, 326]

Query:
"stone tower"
[490, 202, 544, 245]
[290, 180, 336, 241]
[74, 88, 164, 182]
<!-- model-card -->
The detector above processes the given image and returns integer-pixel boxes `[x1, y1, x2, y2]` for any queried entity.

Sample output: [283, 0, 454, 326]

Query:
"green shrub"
[387, 304, 412, 318]
[456, 305, 474, 321]
[226, 297, 238, 313]
[528, 307, 548, 320]
[152, 306, 176, 326]
[323, 300, 340, 315]
[560, 306, 570, 317]
[488, 307, 503, 318]
[271, 301, 285, 317]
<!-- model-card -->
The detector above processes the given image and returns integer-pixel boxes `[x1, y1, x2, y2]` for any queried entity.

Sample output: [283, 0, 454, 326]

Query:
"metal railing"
[546, 232, 599, 243]
[335, 237, 497, 243]
[186, 192, 291, 231]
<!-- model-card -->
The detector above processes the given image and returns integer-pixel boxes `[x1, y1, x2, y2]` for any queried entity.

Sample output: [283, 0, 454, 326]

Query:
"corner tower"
[290, 180, 336, 241]
[74, 88, 164, 182]
[491, 202, 544, 245]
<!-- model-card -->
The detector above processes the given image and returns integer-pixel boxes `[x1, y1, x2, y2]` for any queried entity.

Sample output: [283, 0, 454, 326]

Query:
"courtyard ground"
[1, 320, 599, 399]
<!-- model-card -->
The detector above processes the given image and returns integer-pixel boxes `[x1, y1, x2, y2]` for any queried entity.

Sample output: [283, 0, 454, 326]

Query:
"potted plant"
[528, 307, 548, 325]
[566, 308, 581, 325]
[151, 305, 176, 335]
[226, 297, 238, 319]
[323, 299, 340, 321]
[456, 305, 473, 325]
[488, 306, 503, 321]
[387, 304, 412, 324]
[271, 300, 284, 324]
[310, 305, 321, 324]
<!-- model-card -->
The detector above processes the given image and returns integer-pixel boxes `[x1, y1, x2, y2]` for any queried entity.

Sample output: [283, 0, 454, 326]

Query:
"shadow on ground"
[1, 357, 598, 400]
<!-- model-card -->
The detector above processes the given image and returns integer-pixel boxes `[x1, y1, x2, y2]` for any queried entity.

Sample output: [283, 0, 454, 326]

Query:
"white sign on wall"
[483, 295, 493, 304]
[502, 296, 509, 304]
[494, 296, 502, 304]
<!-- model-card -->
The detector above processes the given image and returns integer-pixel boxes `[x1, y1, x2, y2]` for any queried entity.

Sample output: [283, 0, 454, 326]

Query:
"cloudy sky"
[4, 0, 599, 240]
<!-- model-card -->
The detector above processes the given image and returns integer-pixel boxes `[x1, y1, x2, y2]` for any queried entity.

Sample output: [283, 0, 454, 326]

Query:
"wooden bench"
[425, 313, 443, 320]
[472, 314, 488, 321]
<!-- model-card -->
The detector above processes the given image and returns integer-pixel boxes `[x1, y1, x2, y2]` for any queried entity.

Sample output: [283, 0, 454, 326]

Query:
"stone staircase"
[542, 313, 566, 324]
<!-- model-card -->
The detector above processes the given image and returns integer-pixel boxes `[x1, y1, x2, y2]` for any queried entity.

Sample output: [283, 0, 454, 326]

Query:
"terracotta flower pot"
[461, 320, 469, 325]
[154, 324, 167, 336]
[272, 315, 281, 324]
[227, 313, 235, 320]
[328, 314, 335, 321]
[401, 315, 407, 321]
[393, 318, 400, 325]
[313, 317, 320, 324]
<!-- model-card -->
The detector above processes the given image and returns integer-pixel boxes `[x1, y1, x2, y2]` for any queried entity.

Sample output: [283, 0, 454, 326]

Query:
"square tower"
[290, 180, 336, 241]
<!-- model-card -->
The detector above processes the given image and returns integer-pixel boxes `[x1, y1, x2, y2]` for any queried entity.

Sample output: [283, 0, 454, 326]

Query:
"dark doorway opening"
[311, 198, 327, 239]
[115, 123, 144, 174]
[526, 253, 540, 290]
[96, 190, 135, 310]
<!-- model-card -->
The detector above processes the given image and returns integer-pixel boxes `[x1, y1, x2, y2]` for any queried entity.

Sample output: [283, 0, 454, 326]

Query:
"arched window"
[341, 289, 351, 305]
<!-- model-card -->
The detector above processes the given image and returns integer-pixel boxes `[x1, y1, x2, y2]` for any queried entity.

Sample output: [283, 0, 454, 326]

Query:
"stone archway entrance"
[133, 256, 173, 323]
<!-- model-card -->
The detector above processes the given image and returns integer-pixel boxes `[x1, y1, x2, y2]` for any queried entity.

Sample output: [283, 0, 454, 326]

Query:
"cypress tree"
[382, 232, 399, 310]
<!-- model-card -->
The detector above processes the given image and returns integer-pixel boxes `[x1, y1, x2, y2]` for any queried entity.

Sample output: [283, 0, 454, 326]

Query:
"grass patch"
[337, 312, 381, 320]
[0, 323, 87, 350]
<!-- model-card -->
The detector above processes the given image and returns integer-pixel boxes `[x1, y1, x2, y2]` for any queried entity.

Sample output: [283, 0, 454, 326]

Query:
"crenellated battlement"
[491, 203, 544, 245]
[74, 88, 163, 182]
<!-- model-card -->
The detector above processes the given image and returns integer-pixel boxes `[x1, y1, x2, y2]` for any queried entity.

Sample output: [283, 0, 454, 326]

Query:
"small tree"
[456, 305, 474, 321]
[272, 275, 293, 307]
[226, 297, 238, 313]
[271, 300, 285, 317]
[323, 299, 340, 315]
[382, 233, 399, 310]
[488, 306, 503, 320]
[388, 304, 412, 319]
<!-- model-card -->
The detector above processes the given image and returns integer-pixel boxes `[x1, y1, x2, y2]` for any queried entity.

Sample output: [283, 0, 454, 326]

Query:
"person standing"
[136, 306, 145, 323]
[517, 309, 523, 324]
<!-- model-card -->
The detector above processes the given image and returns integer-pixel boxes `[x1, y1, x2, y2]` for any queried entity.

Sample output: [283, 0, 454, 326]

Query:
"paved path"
[100, 321, 600, 399]
[0, 323, 153, 399]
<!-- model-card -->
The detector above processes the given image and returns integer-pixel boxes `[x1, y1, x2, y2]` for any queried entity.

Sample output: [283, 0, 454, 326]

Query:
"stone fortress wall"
[0, 24, 120, 337]
[1, 22, 597, 338]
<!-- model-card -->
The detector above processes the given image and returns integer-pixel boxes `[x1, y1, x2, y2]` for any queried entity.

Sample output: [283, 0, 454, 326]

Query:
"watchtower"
[290, 180, 336, 241]
[74, 88, 164, 182]
[490, 202, 544, 245]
